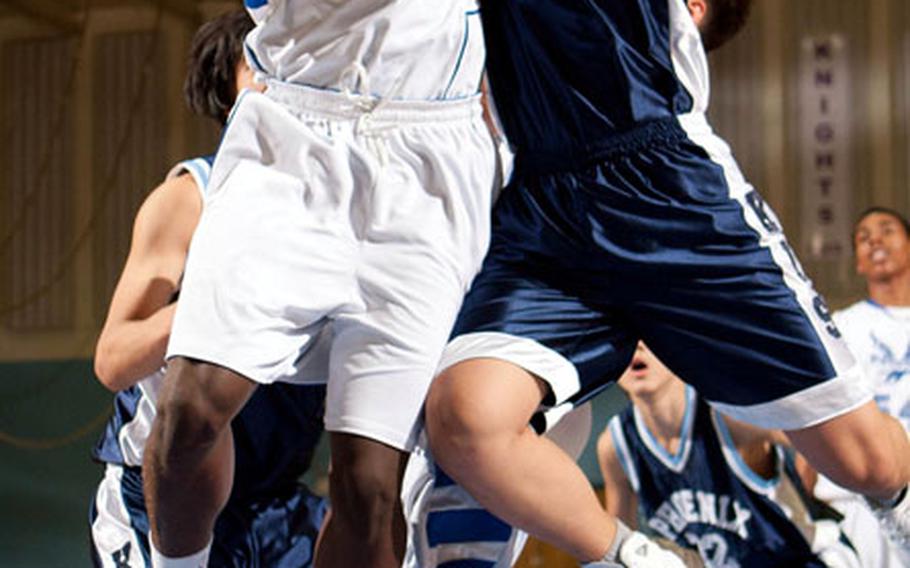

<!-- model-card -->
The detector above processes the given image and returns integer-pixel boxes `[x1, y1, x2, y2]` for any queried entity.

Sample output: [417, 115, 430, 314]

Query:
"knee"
[152, 363, 235, 460]
[328, 455, 400, 527]
[425, 368, 517, 475]
[792, 404, 910, 497]
[836, 450, 905, 496]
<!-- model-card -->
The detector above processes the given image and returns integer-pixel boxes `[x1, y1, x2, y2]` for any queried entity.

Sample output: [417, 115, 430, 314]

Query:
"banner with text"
[798, 34, 852, 260]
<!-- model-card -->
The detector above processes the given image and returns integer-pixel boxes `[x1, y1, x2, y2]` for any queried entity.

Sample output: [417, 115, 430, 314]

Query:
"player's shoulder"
[833, 299, 878, 326]
[132, 170, 203, 244]
[166, 155, 214, 194]
[145, 170, 202, 214]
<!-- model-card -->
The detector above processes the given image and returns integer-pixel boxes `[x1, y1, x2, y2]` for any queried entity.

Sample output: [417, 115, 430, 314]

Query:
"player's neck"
[868, 271, 910, 307]
[635, 384, 688, 451]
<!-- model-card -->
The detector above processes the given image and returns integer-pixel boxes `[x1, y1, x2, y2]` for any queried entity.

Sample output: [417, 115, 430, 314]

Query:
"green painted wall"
[0, 360, 110, 567]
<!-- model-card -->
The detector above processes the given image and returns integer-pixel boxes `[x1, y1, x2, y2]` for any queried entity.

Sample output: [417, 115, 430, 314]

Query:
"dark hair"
[184, 10, 255, 125]
[701, 0, 753, 52]
[853, 206, 910, 242]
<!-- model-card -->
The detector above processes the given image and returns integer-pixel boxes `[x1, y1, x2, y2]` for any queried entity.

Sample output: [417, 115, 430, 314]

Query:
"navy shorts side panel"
[454, 124, 844, 409]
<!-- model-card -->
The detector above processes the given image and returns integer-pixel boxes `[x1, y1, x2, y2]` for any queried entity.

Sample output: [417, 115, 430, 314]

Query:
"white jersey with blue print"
[810, 300, 910, 568]
[243, 0, 484, 100]
[833, 300, 910, 429]
[402, 404, 592, 567]
[609, 388, 858, 568]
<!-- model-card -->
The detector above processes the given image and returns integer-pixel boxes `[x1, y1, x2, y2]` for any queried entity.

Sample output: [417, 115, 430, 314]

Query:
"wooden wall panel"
[785, 0, 871, 303]
[708, 3, 766, 196]
[1, 37, 75, 331]
[91, 31, 166, 322]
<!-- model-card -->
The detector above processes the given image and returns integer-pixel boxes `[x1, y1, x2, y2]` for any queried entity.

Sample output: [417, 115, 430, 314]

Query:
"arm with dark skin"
[93, 174, 202, 391]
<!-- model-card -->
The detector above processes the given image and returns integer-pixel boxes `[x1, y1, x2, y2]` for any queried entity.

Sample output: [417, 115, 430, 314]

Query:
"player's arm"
[721, 413, 828, 494]
[93, 173, 202, 391]
[722, 413, 790, 447]
[598, 426, 706, 567]
[721, 413, 793, 481]
[596, 427, 639, 527]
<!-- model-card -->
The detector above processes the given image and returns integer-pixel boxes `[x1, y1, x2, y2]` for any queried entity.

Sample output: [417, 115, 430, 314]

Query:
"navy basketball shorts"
[89, 464, 326, 568]
[439, 114, 871, 432]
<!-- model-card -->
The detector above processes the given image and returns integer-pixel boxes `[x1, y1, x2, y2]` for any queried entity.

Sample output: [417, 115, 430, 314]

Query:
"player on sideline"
[142, 1, 499, 567]
[425, 0, 910, 566]
[599, 342, 860, 568]
[90, 10, 326, 567]
[812, 207, 910, 567]
[835, 207, 910, 434]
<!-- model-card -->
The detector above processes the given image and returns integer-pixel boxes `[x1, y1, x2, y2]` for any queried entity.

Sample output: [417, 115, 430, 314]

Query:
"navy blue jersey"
[481, 0, 707, 171]
[608, 389, 825, 567]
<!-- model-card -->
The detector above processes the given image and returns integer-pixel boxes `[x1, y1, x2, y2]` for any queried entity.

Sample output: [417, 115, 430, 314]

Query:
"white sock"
[150, 538, 212, 568]
[581, 519, 632, 567]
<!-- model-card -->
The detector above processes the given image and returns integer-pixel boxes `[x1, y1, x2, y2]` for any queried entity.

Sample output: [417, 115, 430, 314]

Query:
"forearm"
[94, 303, 176, 391]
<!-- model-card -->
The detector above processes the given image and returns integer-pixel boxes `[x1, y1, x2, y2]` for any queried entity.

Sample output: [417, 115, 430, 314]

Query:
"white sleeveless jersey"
[243, 0, 484, 100]
[111, 158, 211, 467]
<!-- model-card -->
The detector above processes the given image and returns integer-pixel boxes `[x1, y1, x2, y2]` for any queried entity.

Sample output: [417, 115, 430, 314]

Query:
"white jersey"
[834, 300, 910, 429]
[811, 299, 910, 567]
[244, 0, 484, 100]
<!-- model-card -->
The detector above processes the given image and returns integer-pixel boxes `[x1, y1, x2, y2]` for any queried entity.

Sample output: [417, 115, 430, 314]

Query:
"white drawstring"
[340, 62, 405, 170]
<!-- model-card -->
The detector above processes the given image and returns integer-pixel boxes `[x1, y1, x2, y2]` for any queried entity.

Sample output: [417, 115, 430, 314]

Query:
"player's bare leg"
[143, 357, 256, 561]
[426, 358, 619, 562]
[787, 401, 910, 500]
[314, 433, 409, 568]
[788, 400, 910, 545]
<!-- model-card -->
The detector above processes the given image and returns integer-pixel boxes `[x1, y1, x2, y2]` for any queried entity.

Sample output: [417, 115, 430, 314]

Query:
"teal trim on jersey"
[244, 41, 266, 74]
[179, 158, 211, 193]
[609, 415, 640, 492]
[442, 10, 481, 99]
[633, 386, 696, 473]
[225, 88, 252, 126]
[712, 409, 780, 494]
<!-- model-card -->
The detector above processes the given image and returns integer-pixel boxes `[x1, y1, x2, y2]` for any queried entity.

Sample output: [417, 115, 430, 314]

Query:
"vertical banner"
[798, 34, 852, 260]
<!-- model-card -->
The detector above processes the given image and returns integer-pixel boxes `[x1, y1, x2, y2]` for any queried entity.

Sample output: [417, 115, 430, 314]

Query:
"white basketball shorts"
[168, 81, 498, 451]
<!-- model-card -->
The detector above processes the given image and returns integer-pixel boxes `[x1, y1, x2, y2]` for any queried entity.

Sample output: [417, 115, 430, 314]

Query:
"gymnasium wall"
[1, 1, 909, 566]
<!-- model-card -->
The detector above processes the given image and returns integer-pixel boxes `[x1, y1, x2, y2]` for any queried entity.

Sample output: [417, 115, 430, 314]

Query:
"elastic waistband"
[264, 79, 483, 125]
[517, 116, 691, 176]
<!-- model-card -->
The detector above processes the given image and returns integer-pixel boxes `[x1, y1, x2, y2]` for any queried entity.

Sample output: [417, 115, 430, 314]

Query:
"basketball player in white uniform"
[91, 12, 328, 567]
[142, 2, 500, 567]
[813, 207, 910, 567]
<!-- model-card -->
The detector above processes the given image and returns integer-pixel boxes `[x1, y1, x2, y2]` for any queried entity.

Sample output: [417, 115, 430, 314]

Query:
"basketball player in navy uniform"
[599, 342, 860, 568]
[89, 11, 326, 567]
[425, 1, 910, 566]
